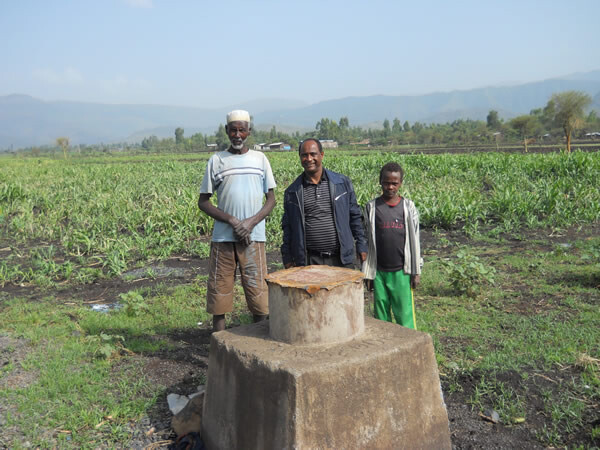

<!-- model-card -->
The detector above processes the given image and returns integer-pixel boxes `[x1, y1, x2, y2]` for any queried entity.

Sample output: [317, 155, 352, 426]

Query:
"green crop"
[1, 150, 599, 283]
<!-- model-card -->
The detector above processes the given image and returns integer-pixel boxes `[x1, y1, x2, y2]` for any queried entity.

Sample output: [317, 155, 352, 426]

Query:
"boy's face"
[380, 170, 402, 201]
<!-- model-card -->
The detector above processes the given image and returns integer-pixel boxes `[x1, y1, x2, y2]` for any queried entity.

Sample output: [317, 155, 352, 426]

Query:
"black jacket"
[281, 169, 368, 266]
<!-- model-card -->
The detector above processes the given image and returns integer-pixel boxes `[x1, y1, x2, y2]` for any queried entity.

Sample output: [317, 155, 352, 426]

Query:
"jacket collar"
[289, 168, 344, 193]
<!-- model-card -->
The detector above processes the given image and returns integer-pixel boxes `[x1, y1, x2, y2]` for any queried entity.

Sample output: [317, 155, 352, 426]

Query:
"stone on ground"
[172, 392, 205, 437]
[167, 393, 190, 416]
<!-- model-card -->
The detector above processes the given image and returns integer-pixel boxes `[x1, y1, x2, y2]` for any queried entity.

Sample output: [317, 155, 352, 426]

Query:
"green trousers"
[373, 270, 416, 329]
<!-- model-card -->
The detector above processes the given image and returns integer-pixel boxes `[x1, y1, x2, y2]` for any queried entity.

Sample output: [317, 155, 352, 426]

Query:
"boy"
[362, 162, 422, 329]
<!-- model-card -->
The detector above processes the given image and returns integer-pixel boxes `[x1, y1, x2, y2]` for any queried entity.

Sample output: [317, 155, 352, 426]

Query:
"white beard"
[231, 138, 247, 150]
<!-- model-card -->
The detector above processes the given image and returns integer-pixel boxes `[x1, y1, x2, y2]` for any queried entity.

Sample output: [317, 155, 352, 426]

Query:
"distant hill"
[0, 95, 224, 149]
[255, 77, 600, 127]
[1, 71, 599, 150]
[0, 96, 304, 149]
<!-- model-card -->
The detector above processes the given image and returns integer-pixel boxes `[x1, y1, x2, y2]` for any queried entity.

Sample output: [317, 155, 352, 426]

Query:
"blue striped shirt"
[200, 150, 276, 242]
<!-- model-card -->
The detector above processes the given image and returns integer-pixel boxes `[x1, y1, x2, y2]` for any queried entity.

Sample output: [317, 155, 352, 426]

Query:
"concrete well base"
[202, 318, 451, 449]
[267, 266, 365, 345]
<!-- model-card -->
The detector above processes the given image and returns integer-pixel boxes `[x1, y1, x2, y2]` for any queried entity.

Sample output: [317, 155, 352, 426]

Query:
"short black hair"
[298, 138, 323, 154]
[379, 162, 404, 183]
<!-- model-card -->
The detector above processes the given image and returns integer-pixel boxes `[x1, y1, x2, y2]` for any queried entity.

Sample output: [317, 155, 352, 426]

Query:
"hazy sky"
[2, 0, 599, 108]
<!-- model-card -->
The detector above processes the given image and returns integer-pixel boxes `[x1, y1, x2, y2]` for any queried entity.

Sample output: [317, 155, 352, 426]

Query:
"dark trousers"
[307, 250, 354, 269]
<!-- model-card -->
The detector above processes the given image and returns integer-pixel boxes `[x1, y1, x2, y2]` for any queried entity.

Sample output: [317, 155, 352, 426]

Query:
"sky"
[2, 0, 599, 109]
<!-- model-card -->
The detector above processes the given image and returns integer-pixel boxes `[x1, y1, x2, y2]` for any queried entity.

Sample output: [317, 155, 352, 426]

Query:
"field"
[1, 149, 599, 448]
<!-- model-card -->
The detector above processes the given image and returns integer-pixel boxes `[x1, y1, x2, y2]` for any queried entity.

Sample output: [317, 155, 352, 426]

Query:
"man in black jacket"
[281, 138, 367, 268]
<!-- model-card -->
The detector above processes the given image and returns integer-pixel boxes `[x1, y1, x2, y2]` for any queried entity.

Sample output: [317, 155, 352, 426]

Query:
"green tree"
[215, 124, 229, 150]
[392, 118, 402, 134]
[141, 135, 159, 150]
[411, 121, 424, 134]
[175, 127, 184, 145]
[486, 110, 501, 130]
[542, 99, 556, 128]
[56, 137, 70, 159]
[509, 115, 540, 152]
[584, 110, 600, 133]
[403, 121, 410, 132]
[382, 119, 391, 137]
[338, 116, 350, 144]
[549, 91, 592, 152]
[316, 118, 339, 140]
[189, 132, 205, 150]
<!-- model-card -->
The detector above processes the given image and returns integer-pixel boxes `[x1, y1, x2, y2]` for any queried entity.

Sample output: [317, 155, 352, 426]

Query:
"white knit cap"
[226, 110, 250, 123]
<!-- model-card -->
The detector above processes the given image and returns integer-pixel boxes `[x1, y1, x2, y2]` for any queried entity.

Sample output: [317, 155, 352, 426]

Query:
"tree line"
[139, 91, 597, 154]
[8, 90, 597, 157]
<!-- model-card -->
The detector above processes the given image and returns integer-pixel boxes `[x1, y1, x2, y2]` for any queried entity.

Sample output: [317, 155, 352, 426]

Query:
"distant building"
[321, 140, 338, 149]
[268, 142, 291, 150]
[253, 143, 278, 151]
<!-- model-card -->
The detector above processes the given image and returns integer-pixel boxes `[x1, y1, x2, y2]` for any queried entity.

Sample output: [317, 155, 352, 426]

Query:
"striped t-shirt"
[200, 150, 276, 242]
[303, 173, 339, 253]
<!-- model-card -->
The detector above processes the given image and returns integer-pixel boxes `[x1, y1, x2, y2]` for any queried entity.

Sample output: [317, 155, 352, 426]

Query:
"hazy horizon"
[2, 0, 600, 109]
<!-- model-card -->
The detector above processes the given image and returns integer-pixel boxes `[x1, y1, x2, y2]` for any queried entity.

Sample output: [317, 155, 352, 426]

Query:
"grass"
[0, 299, 154, 446]
[417, 233, 599, 447]
[468, 374, 527, 424]
[0, 278, 209, 447]
[1, 150, 599, 287]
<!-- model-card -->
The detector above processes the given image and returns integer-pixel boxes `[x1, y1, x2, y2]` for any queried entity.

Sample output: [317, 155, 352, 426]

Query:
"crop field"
[2, 149, 599, 283]
[1, 149, 599, 448]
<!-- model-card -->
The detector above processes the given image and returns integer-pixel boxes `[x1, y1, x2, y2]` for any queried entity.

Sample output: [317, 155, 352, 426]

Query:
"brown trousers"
[206, 241, 268, 316]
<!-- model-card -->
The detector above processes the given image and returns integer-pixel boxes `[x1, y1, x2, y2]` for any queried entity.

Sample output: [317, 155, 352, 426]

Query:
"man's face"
[299, 140, 323, 176]
[380, 170, 402, 201]
[226, 121, 250, 150]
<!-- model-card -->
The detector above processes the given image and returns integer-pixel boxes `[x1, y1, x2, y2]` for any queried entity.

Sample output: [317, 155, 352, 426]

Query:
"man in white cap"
[198, 110, 276, 332]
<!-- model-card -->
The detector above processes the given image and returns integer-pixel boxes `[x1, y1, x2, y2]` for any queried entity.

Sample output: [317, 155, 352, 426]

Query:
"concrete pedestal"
[266, 265, 364, 345]
[202, 318, 451, 449]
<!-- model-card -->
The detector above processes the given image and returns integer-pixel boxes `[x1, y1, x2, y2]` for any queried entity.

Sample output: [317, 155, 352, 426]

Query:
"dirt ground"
[1, 224, 599, 449]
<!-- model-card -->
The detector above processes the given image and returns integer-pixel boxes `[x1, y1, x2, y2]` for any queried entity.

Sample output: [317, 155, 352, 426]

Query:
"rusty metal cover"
[266, 265, 364, 294]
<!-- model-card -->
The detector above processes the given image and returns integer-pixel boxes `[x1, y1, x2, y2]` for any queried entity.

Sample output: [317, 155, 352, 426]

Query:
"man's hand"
[230, 217, 254, 244]
[230, 217, 252, 238]
[359, 252, 367, 262]
[284, 262, 295, 269]
[410, 274, 421, 289]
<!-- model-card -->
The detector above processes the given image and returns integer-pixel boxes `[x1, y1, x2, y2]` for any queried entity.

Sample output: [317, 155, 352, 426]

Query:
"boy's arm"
[361, 201, 377, 281]
[410, 274, 420, 289]
[410, 200, 423, 273]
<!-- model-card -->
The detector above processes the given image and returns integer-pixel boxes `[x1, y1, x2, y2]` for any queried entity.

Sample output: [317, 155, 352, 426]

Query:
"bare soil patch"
[0, 335, 38, 446]
[0, 335, 36, 390]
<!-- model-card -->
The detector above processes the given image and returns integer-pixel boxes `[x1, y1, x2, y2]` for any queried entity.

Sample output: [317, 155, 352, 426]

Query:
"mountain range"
[1, 70, 599, 150]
